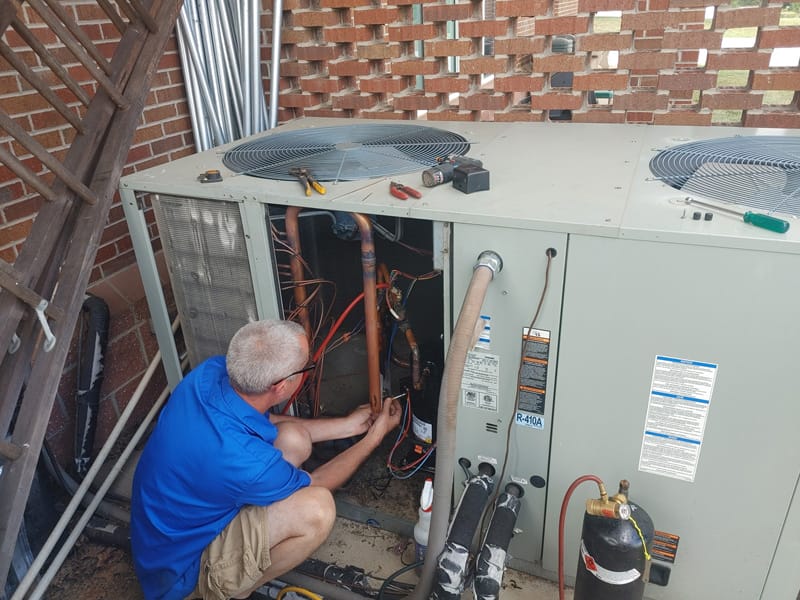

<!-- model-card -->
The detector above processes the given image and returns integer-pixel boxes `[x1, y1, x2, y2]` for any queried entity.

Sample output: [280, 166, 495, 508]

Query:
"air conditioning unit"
[121, 118, 800, 600]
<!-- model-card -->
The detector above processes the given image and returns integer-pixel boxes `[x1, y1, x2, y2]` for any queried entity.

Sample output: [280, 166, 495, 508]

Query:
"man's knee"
[291, 486, 335, 537]
[274, 421, 312, 466]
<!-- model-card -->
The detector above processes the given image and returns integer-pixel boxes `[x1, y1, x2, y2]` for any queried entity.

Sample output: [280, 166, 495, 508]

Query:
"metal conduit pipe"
[410, 250, 503, 600]
[350, 213, 382, 415]
[12, 319, 181, 600]
[284, 206, 312, 340]
[268, 0, 283, 129]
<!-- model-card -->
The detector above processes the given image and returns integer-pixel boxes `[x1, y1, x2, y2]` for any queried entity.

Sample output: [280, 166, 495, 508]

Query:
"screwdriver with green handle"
[686, 197, 790, 233]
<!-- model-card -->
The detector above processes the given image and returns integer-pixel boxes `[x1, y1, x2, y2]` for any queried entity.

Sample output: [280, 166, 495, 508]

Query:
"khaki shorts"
[186, 505, 272, 600]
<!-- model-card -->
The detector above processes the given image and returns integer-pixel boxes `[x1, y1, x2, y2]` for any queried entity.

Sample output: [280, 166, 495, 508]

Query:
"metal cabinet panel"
[545, 234, 800, 599]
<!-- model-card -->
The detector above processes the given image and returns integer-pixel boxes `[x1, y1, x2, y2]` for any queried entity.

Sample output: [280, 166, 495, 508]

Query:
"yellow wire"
[629, 515, 652, 562]
[275, 585, 324, 600]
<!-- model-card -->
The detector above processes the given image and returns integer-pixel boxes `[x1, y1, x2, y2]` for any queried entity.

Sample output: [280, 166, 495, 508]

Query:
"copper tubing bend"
[350, 213, 382, 414]
[284, 206, 312, 340]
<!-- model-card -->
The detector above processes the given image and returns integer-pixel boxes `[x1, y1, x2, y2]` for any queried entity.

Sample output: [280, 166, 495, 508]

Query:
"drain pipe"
[411, 250, 503, 600]
[285, 206, 312, 340]
[350, 213, 382, 415]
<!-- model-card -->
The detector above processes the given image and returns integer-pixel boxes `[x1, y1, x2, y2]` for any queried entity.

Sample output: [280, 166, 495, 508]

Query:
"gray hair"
[226, 320, 307, 394]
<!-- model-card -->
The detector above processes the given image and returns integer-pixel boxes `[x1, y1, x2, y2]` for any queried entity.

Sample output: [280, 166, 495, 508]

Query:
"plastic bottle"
[414, 478, 434, 566]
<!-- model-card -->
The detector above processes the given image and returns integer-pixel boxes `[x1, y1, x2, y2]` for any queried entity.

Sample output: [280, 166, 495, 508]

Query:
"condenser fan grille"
[649, 136, 800, 217]
[222, 124, 471, 182]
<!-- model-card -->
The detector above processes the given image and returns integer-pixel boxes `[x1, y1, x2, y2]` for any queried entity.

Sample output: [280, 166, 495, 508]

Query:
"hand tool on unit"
[289, 167, 326, 196]
[684, 197, 790, 233]
[389, 181, 422, 200]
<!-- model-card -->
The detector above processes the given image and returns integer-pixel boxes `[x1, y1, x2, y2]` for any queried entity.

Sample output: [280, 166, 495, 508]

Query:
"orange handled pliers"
[390, 181, 422, 200]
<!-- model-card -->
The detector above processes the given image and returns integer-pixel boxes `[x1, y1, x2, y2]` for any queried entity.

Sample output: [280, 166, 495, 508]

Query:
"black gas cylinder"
[574, 502, 655, 600]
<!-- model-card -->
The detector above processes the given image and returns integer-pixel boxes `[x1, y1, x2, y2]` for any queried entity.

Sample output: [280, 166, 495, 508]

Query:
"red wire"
[558, 474, 604, 600]
[280, 283, 390, 414]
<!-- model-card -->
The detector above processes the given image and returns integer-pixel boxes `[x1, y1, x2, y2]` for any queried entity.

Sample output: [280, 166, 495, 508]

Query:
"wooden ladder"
[0, 0, 184, 590]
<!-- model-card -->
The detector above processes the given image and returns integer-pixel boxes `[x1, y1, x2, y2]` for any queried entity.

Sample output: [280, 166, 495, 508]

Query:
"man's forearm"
[308, 434, 380, 490]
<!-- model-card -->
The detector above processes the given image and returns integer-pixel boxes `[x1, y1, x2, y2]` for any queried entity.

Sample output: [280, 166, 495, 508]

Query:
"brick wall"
[1, 0, 798, 468]
[0, 2, 193, 468]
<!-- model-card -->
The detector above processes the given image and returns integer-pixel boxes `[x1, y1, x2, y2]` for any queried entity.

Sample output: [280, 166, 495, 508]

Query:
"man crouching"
[131, 319, 402, 600]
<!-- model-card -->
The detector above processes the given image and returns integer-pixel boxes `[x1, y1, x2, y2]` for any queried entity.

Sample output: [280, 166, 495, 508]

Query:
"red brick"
[715, 7, 781, 29]
[662, 31, 722, 50]
[701, 91, 763, 110]
[321, 0, 372, 7]
[653, 110, 712, 125]
[424, 75, 471, 93]
[0, 246, 16, 263]
[359, 75, 410, 94]
[388, 24, 438, 41]
[332, 93, 379, 109]
[529, 92, 583, 109]
[357, 42, 403, 60]
[494, 36, 546, 55]
[1, 196, 43, 223]
[459, 20, 508, 38]
[572, 109, 626, 123]
[743, 111, 800, 129]
[573, 73, 629, 90]
[634, 37, 664, 51]
[494, 74, 546, 92]
[751, 71, 800, 90]
[532, 55, 585, 73]
[328, 58, 372, 76]
[354, 7, 401, 25]
[279, 91, 325, 107]
[424, 39, 474, 56]
[390, 58, 440, 76]
[325, 26, 375, 43]
[459, 56, 507, 74]
[494, 108, 545, 122]
[578, 33, 633, 52]
[292, 10, 340, 27]
[281, 61, 317, 77]
[612, 92, 669, 110]
[427, 109, 479, 121]
[295, 44, 341, 61]
[618, 51, 677, 70]
[658, 72, 716, 90]
[534, 16, 590, 35]
[423, 3, 473, 21]
[282, 28, 317, 44]
[460, 91, 507, 110]
[300, 76, 348, 93]
[668, 0, 710, 7]
[496, 0, 549, 17]
[622, 11, 692, 30]
[579, 0, 635, 10]
[758, 28, 800, 49]
[626, 110, 655, 122]
[393, 92, 441, 110]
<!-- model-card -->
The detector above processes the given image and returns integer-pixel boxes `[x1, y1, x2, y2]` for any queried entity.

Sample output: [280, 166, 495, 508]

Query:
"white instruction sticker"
[461, 351, 500, 412]
[638, 355, 718, 482]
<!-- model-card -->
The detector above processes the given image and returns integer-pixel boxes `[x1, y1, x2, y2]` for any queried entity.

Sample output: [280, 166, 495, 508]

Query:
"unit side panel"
[452, 223, 567, 568]
[545, 235, 800, 600]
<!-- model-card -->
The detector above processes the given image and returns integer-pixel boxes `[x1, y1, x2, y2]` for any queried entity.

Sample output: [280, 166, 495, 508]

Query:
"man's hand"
[342, 404, 375, 437]
[365, 396, 403, 446]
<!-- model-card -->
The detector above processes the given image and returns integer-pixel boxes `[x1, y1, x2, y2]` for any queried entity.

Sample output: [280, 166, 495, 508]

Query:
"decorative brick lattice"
[271, 0, 800, 125]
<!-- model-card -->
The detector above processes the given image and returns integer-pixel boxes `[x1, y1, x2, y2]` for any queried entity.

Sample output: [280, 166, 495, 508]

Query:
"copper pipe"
[350, 213, 382, 414]
[284, 206, 312, 340]
[402, 326, 422, 391]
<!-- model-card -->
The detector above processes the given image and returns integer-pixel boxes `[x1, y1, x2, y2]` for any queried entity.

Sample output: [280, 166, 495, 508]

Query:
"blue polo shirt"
[131, 356, 311, 600]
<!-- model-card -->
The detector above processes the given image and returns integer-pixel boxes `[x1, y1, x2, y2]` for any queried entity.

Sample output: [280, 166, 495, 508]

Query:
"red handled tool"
[390, 181, 422, 200]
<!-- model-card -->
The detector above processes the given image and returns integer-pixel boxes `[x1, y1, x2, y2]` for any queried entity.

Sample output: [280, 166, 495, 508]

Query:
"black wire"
[377, 561, 423, 600]
[481, 250, 555, 537]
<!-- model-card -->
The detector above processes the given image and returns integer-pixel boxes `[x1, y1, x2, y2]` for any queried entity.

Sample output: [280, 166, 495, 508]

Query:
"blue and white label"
[638, 355, 718, 482]
[516, 411, 544, 430]
[474, 315, 492, 350]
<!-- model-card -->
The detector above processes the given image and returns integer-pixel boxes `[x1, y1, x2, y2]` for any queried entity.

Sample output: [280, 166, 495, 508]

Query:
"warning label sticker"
[580, 540, 641, 585]
[518, 328, 550, 415]
[638, 355, 718, 483]
[462, 351, 500, 412]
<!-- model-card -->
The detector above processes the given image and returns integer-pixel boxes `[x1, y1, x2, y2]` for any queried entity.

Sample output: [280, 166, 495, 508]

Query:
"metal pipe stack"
[177, 0, 269, 151]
